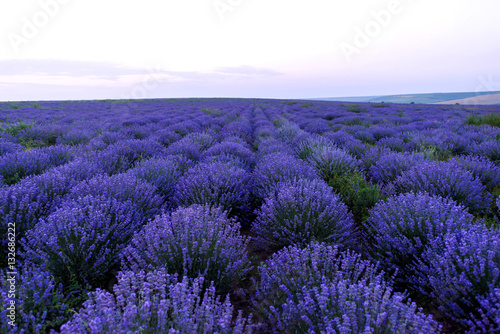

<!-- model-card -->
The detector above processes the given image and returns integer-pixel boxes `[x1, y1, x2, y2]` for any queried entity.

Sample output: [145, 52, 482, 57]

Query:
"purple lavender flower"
[467, 288, 500, 333]
[201, 141, 256, 169]
[173, 162, 253, 222]
[22, 195, 143, 288]
[366, 192, 475, 290]
[0, 139, 23, 157]
[416, 224, 500, 329]
[0, 145, 74, 185]
[293, 134, 335, 160]
[252, 178, 358, 250]
[472, 140, 500, 164]
[0, 171, 79, 268]
[55, 129, 95, 146]
[368, 151, 427, 184]
[68, 173, 164, 222]
[377, 136, 413, 152]
[256, 138, 295, 157]
[252, 242, 389, 331]
[59, 270, 253, 333]
[126, 156, 190, 204]
[307, 146, 362, 180]
[251, 152, 320, 200]
[121, 205, 251, 293]
[0, 264, 70, 333]
[272, 279, 441, 333]
[392, 160, 492, 215]
[92, 139, 165, 174]
[452, 155, 500, 192]
[151, 128, 182, 147]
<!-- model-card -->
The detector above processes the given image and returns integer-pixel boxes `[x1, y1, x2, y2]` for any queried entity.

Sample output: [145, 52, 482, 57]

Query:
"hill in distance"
[311, 91, 500, 105]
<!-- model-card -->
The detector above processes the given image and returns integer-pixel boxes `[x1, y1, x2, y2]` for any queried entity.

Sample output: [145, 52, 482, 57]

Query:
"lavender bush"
[252, 242, 390, 331]
[272, 279, 441, 333]
[392, 160, 492, 215]
[368, 151, 427, 185]
[201, 141, 256, 169]
[307, 146, 361, 181]
[121, 205, 251, 293]
[452, 154, 500, 192]
[0, 145, 73, 185]
[173, 162, 253, 222]
[59, 270, 253, 334]
[293, 135, 334, 160]
[126, 156, 190, 204]
[1, 264, 71, 333]
[251, 152, 319, 200]
[466, 288, 500, 333]
[366, 192, 475, 290]
[252, 178, 358, 250]
[68, 173, 164, 222]
[416, 224, 500, 330]
[0, 171, 78, 268]
[22, 195, 143, 288]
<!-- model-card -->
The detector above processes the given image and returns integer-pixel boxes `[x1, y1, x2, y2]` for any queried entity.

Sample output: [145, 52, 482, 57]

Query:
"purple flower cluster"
[1, 264, 70, 333]
[173, 162, 253, 222]
[252, 242, 400, 331]
[272, 279, 441, 333]
[416, 224, 500, 330]
[0, 139, 23, 157]
[368, 151, 427, 184]
[22, 195, 143, 288]
[59, 269, 253, 333]
[307, 146, 362, 180]
[293, 134, 334, 160]
[126, 156, 190, 203]
[121, 205, 251, 292]
[452, 154, 500, 192]
[392, 160, 492, 214]
[68, 173, 164, 222]
[251, 152, 319, 200]
[0, 145, 74, 185]
[252, 178, 358, 250]
[0, 171, 78, 267]
[91, 139, 165, 175]
[201, 141, 256, 170]
[366, 192, 475, 289]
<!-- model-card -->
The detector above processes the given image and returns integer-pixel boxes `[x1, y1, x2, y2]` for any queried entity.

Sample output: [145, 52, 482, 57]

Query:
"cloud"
[0, 59, 149, 79]
[0, 59, 282, 81]
[0, 60, 284, 101]
[214, 65, 282, 77]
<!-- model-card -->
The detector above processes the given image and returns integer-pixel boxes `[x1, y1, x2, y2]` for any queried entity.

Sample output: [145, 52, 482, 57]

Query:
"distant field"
[313, 91, 500, 104]
[434, 92, 500, 105]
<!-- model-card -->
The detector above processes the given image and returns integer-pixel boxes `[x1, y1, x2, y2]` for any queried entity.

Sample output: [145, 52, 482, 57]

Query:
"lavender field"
[1, 98, 500, 333]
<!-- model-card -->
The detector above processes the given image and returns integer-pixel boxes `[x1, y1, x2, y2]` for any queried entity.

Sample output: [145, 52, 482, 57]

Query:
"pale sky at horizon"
[0, 0, 499, 101]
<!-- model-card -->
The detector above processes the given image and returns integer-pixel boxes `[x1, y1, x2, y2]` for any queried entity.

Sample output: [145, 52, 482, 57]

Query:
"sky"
[0, 0, 499, 101]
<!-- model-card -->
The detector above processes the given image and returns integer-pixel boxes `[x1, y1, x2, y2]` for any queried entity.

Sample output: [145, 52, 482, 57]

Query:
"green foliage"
[300, 102, 313, 108]
[8, 104, 21, 110]
[281, 101, 298, 106]
[200, 108, 222, 117]
[272, 118, 286, 127]
[345, 104, 367, 113]
[343, 118, 368, 127]
[467, 113, 500, 127]
[326, 172, 382, 224]
[0, 122, 32, 136]
[371, 104, 390, 108]
[397, 110, 404, 117]
[420, 145, 453, 161]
